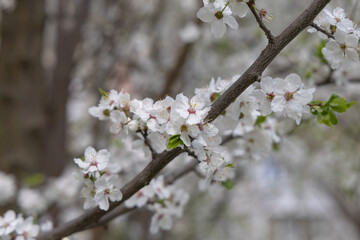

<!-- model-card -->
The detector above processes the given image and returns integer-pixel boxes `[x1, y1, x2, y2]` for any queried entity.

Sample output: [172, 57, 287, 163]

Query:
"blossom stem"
[309, 22, 334, 39]
[221, 1, 230, 13]
[246, 0, 275, 43]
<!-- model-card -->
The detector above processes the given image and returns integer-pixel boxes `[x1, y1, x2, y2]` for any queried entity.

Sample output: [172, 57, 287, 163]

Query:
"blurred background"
[0, 0, 360, 239]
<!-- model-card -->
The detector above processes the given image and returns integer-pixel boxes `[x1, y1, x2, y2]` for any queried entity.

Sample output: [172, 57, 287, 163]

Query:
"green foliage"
[310, 94, 356, 127]
[24, 173, 45, 187]
[255, 115, 267, 126]
[314, 40, 328, 64]
[222, 179, 234, 190]
[98, 88, 108, 99]
[167, 134, 184, 149]
[225, 163, 235, 168]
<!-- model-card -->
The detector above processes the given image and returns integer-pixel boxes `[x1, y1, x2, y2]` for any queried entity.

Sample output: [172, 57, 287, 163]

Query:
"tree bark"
[0, 0, 47, 175]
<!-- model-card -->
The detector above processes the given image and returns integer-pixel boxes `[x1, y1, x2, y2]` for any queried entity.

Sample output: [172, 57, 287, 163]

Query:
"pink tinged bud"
[109, 100, 115, 106]
[197, 123, 204, 131]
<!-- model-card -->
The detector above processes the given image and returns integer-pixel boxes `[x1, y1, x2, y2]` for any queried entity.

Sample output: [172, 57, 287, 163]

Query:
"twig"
[246, 0, 275, 44]
[37, 0, 331, 239]
[139, 130, 157, 159]
[309, 22, 334, 39]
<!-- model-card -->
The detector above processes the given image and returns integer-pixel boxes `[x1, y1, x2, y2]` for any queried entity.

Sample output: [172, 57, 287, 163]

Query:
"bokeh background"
[1, 0, 360, 239]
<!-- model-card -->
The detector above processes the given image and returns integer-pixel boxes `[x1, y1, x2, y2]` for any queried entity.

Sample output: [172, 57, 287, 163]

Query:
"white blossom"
[0, 210, 17, 236]
[271, 74, 314, 124]
[15, 217, 39, 240]
[322, 29, 359, 70]
[74, 147, 110, 174]
[94, 175, 123, 211]
[197, 4, 238, 38]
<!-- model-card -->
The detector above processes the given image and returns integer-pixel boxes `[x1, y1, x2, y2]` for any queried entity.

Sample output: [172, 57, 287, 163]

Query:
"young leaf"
[98, 88, 108, 99]
[255, 115, 267, 126]
[222, 179, 234, 190]
[167, 134, 184, 149]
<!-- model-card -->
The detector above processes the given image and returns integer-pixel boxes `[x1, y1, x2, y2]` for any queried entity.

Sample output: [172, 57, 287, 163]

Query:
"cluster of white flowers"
[0, 210, 39, 240]
[74, 147, 123, 211]
[124, 175, 189, 234]
[88, 72, 313, 191]
[309, 7, 360, 70]
[252, 74, 315, 124]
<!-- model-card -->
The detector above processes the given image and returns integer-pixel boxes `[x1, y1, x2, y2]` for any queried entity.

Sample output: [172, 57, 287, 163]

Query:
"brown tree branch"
[37, 0, 331, 239]
[247, 0, 275, 43]
[309, 22, 334, 39]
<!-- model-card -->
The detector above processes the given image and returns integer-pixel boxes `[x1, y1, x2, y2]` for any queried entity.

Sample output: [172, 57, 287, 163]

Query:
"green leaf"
[329, 97, 348, 112]
[225, 163, 235, 168]
[255, 115, 267, 126]
[167, 134, 184, 149]
[24, 173, 45, 187]
[98, 88, 108, 99]
[329, 111, 338, 125]
[222, 179, 234, 190]
[329, 98, 356, 113]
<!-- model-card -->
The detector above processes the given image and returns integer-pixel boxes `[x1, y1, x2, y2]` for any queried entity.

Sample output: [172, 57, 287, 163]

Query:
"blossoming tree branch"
[0, 0, 358, 239]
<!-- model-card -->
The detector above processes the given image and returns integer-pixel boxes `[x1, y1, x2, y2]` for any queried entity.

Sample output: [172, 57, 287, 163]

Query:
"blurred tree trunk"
[43, 0, 90, 176]
[0, 0, 89, 177]
[0, 0, 47, 176]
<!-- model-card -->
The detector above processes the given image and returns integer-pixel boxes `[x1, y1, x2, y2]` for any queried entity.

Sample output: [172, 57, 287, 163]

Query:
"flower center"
[104, 188, 111, 195]
[90, 161, 98, 167]
[330, 24, 337, 34]
[103, 109, 110, 117]
[181, 124, 188, 132]
[340, 43, 347, 52]
[284, 92, 294, 101]
[266, 92, 275, 101]
[188, 107, 196, 114]
[214, 11, 223, 20]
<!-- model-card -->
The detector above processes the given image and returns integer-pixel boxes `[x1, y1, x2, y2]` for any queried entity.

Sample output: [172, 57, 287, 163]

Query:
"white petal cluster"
[322, 29, 359, 70]
[0, 211, 40, 240]
[252, 74, 315, 124]
[197, 0, 250, 38]
[124, 175, 189, 234]
[308, 7, 360, 70]
[74, 147, 123, 211]
[86, 68, 318, 233]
